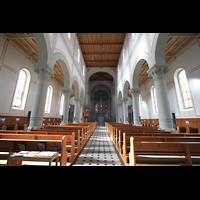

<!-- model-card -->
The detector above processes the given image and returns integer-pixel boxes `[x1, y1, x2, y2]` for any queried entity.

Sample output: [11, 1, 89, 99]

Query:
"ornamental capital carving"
[74, 97, 81, 102]
[148, 64, 170, 81]
[34, 65, 54, 81]
[129, 88, 140, 95]
[121, 97, 128, 102]
[62, 88, 73, 96]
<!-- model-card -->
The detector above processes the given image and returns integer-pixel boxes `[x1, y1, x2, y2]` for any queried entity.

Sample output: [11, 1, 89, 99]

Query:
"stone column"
[28, 65, 54, 129]
[73, 97, 81, 123]
[117, 101, 123, 123]
[121, 97, 129, 124]
[79, 103, 84, 122]
[130, 88, 142, 126]
[60, 88, 73, 125]
[148, 64, 175, 132]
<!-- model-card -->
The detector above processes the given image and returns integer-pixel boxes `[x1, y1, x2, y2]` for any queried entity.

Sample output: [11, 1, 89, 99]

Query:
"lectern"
[83, 105, 90, 122]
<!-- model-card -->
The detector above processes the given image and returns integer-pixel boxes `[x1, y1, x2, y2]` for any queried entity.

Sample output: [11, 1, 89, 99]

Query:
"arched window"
[139, 94, 143, 117]
[68, 33, 71, 39]
[78, 48, 80, 63]
[12, 68, 31, 109]
[174, 68, 193, 111]
[45, 85, 53, 113]
[60, 94, 64, 115]
[151, 86, 158, 114]
[178, 69, 193, 109]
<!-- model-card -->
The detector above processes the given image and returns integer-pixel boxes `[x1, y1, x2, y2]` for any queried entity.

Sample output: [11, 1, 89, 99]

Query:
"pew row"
[124, 134, 200, 166]
[0, 134, 67, 166]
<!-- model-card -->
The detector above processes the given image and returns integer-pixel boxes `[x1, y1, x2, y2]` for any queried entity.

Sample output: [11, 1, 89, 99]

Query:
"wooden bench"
[0, 134, 67, 166]
[0, 130, 78, 162]
[123, 134, 200, 166]
[116, 130, 171, 154]
[8, 151, 60, 166]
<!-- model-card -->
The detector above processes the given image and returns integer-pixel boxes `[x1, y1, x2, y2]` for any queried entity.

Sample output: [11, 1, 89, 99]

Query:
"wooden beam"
[83, 53, 120, 55]
[85, 60, 118, 62]
[85, 59, 118, 62]
[86, 66, 117, 68]
[169, 33, 198, 37]
[165, 53, 175, 57]
[80, 43, 123, 46]
[54, 74, 63, 77]
[54, 65, 62, 69]
[9, 33, 34, 39]
[29, 54, 38, 58]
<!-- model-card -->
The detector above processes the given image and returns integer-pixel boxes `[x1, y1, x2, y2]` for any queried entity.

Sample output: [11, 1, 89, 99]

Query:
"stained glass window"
[95, 103, 98, 113]
[100, 103, 103, 112]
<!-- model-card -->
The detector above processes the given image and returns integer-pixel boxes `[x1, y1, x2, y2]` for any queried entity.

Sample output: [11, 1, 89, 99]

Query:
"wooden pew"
[0, 134, 67, 166]
[0, 130, 78, 162]
[117, 130, 171, 154]
[123, 134, 200, 166]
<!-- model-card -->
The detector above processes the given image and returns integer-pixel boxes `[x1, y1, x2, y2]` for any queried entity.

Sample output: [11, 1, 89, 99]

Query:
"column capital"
[147, 64, 170, 81]
[121, 97, 128, 102]
[129, 88, 140, 95]
[74, 97, 81, 102]
[34, 65, 54, 81]
[62, 88, 73, 96]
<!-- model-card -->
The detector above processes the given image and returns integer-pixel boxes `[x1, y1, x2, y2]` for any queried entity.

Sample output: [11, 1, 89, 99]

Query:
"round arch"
[123, 80, 130, 98]
[151, 33, 170, 66]
[80, 88, 85, 104]
[71, 76, 80, 97]
[33, 33, 52, 67]
[52, 52, 71, 88]
[130, 50, 151, 89]
[86, 68, 116, 83]
[132, 58, 149, 89]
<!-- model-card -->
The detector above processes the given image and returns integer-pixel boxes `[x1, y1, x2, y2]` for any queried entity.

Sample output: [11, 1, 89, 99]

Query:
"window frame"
[78, 48, 80, 63]
[174, 67, 193, 111]
[151, 85, 158, 114]
[59, 93, 64, 115]
[12, 68, 31, 110]
[178, 69, 193, 109]
[44, 85, 53, 113]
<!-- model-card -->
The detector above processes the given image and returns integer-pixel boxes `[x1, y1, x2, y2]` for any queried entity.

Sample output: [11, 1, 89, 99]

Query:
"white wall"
[140, 41, 200, 119]
[0, 33, 86, 118]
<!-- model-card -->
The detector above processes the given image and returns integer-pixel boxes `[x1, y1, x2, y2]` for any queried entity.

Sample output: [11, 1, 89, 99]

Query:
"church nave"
[71, 125, 125, 166]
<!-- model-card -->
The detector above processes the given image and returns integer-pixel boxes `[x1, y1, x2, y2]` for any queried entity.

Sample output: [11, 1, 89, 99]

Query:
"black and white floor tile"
[72, 126, 124, 166]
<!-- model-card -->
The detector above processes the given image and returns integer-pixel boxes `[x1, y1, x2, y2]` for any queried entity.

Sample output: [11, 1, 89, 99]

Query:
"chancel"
[0, 33, 200, 166]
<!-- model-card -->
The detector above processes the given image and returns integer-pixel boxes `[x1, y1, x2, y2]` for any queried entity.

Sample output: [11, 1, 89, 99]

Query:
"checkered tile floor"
[71, 126, 124, 166]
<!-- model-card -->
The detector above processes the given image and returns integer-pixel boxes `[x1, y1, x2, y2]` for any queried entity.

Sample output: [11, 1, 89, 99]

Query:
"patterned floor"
[71, 125, 124, 166]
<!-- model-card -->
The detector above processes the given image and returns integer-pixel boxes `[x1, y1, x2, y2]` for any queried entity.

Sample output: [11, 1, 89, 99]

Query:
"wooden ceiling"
[2, 33, 199, 88]
[138, 33, 200, 87]
[2, 33, 64, 87]
[89, 72, 113, 81]
[77, 33, 126, 68]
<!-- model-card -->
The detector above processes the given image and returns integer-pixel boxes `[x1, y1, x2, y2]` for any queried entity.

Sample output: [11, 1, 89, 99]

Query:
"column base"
[28, 117, 43, 130]
[159, 118, 176, 133]
[60, 122, 67, 125]
[134, 123, 142, 126]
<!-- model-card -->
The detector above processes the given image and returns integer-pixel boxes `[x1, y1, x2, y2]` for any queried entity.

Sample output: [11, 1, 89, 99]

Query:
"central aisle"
[71, 125, 124, 166]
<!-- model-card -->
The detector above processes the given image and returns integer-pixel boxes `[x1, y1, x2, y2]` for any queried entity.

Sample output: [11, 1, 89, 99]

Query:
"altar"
[98, 116, 104, 122]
